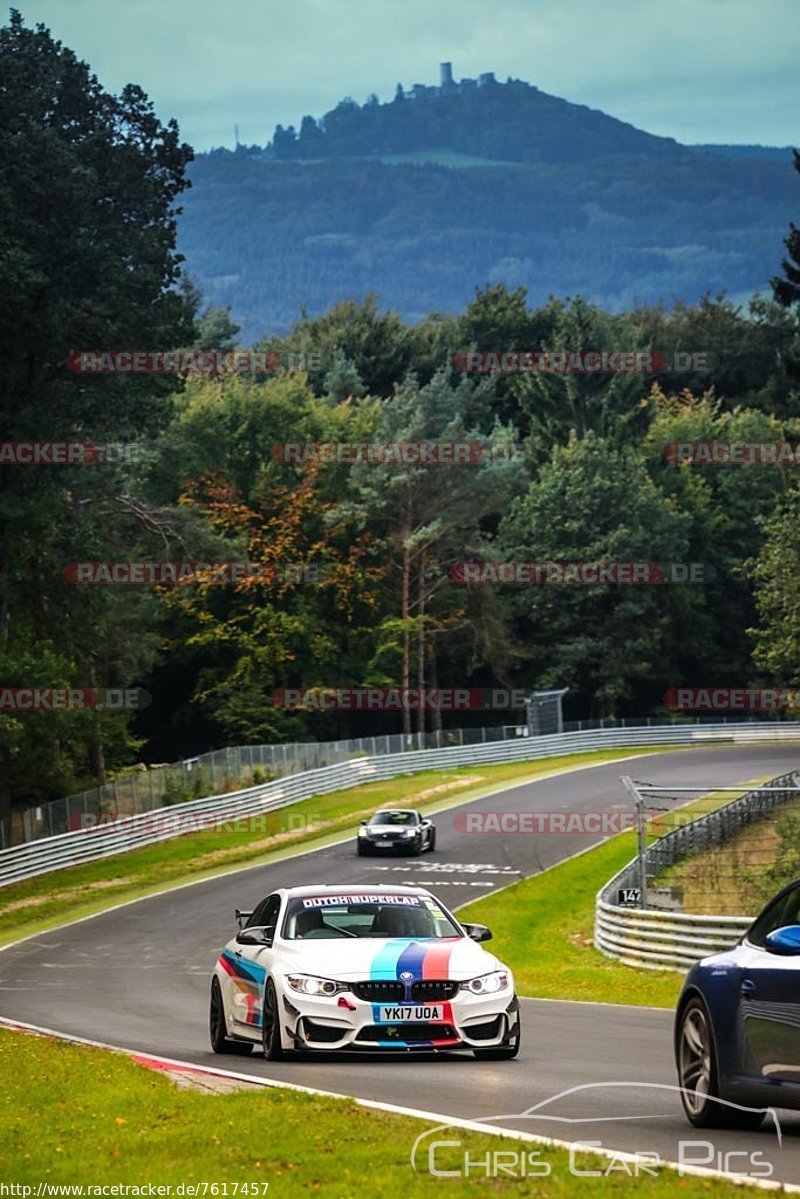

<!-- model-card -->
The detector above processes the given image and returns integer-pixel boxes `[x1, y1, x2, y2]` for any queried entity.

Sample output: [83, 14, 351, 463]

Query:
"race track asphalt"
[3, 744, 800, 1186]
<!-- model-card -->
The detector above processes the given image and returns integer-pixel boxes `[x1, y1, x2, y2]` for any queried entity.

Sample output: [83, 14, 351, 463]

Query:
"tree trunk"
[429, 644, 442, 734]
[87, 662, 107, 783]
[401, 544, 411, 738]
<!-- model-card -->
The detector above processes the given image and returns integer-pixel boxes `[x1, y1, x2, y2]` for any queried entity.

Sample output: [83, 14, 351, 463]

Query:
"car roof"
[279, 883, 434, 898]
[370, 808, 417, 815]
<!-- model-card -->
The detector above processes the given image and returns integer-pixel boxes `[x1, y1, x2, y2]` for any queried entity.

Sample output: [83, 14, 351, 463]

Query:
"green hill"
[177, 70, 798, 340]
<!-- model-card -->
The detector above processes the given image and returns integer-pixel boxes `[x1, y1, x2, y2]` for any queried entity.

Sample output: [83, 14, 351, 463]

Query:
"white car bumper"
[276, 977, 520, 1051]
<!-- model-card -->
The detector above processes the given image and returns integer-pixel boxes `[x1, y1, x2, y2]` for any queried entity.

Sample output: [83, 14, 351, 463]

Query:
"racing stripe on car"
[394, 940, 430, 981]
[219, 950, 266, 984]
[421, 940, 457, 979]
[369, 938, 415, 979]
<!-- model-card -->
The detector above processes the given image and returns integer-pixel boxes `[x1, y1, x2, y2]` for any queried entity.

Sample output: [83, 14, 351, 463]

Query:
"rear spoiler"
[235, 908, 253, 930]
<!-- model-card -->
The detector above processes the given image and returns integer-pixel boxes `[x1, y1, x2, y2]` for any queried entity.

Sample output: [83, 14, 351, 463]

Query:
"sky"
[13, 0, 800, 152]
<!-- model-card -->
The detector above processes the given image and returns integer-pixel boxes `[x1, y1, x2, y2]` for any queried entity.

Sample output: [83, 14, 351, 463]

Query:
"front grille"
[351, 981, 405, 1002]
[463, 1015, 503, 1041]
[356, 1023, 459, 1043]
[301, 1018, 348, 1044]
[411, 980, 459, 1001]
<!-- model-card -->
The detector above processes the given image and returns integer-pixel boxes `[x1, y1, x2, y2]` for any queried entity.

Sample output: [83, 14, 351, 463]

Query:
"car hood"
[268, 937, 503, 981]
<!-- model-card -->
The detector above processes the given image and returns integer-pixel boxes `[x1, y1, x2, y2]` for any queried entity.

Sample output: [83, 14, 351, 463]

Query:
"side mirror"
[765, 925, 800, 955]
[236, 925, 273, 947]
[235, 908, 253, 931]
[462, 922, 492, 943]
[360, 819, 367, 826]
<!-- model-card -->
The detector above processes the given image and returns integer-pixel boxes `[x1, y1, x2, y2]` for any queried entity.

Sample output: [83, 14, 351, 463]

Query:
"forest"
[3, 10, 800, 828]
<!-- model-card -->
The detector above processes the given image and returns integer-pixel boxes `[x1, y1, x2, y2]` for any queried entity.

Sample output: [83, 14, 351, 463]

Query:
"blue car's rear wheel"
[678, 997, 762, 1129]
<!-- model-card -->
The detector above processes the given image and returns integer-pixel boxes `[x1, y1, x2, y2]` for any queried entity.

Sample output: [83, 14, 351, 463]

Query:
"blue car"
[675, 878, 800, 1127]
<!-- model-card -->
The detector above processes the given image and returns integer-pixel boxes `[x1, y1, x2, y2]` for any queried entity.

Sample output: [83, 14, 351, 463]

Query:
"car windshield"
[282, 893, 461, 939]
[369, 811, 416, 826]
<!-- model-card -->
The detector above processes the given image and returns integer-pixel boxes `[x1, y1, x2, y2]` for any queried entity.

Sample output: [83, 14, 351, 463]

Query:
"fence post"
[621, 775, 648, 909]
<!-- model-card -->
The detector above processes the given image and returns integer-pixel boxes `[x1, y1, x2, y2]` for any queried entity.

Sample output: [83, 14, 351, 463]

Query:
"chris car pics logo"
[409, 1083, 780, 1182]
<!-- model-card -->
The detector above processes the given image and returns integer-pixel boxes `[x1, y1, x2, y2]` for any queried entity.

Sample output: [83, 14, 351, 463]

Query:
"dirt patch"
[407, 776, 484, 803]
[0, 877, 131, 917]
[167, 1068, 262, 1094]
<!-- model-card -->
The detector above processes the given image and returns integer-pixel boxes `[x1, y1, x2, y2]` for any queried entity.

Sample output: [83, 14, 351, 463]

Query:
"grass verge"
[458, 832, 683, 1008]
[0, 748, 664, 948]
[0, 1027, 763, 1196]
[654, 794, 800, 916]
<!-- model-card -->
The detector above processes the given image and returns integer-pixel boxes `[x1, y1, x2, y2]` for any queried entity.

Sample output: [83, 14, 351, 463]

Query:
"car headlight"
[403, 828, 417, 837]
[463, 971, 510, 995]
[286, 974, 348, 996]
[358, 827, 368, 837]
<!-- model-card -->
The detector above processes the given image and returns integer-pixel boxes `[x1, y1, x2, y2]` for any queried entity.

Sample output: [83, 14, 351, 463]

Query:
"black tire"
[428, 828, 437, 852]
[677, 997, 763, 1129]
[412, 835, 424, 856]
[209, 977, 253, 1055]
[357, 841, 369, 856]
[262, 978, 287, 1060]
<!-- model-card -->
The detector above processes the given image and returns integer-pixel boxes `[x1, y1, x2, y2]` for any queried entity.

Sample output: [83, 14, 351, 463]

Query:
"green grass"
[654, 794, 800, 916]
[0, 748, 665, 948]
[459, 832, 684, 1008]
[0, 1027, 766, 1196]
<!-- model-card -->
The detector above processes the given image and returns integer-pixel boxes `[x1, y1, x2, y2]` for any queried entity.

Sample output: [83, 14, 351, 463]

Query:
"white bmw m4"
[210, 884, 520, 1059]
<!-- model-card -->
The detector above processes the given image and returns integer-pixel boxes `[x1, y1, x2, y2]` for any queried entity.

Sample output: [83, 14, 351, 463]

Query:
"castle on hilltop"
[261, 63, 531, 160]
[398, 63, 498, 101]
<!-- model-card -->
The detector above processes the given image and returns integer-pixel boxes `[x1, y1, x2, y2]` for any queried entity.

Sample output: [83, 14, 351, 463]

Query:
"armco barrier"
[593, 768, 800, 970]
[3, 721, 800, 888]
[594, 904, 753, 970]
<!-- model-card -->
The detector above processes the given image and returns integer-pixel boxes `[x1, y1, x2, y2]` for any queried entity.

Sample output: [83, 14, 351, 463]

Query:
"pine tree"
[772, 151, 800, 306]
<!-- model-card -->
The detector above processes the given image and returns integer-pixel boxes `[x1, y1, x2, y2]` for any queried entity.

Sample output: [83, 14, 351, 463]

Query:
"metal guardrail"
[8, 726, 511, 848]
[595, 768, 800, 970]
[594, 906, 753, 971]
[6, 713, 790, 849]
[2, 721, 800, 889]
